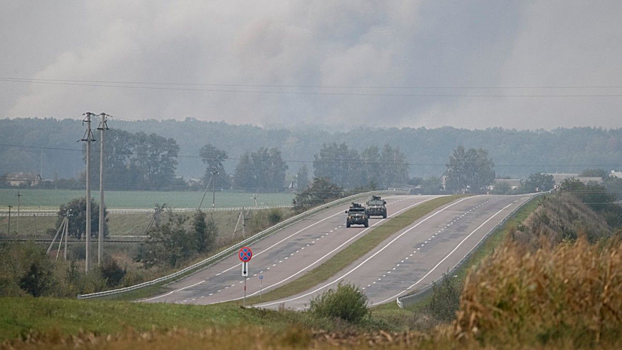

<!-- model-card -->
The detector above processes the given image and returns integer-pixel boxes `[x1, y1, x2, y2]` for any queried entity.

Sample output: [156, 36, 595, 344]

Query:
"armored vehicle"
[345, 202, 369, 228]
[366, 195, 387, 218]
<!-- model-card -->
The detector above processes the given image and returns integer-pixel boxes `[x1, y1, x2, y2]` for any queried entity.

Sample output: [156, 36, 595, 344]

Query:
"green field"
[0, 189, 294, 210]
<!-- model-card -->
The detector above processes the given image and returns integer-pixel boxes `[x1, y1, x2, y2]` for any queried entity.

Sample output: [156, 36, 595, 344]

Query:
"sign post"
[259, 275, 264, 300]
[238, 246, 253, 307]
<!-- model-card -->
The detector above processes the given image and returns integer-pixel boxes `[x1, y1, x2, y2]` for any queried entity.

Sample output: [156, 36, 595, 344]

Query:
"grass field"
[0, 208, 294, 238]
[0, 189, 294, 210]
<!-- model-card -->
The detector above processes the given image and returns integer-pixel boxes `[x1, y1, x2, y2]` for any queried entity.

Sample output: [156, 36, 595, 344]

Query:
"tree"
[296, 164, 310, 191]
[56, 197, 108, 239]
[233, 147, 288, 192]
[193, 210, 218, 253]
[445, 146, 495, 193]
[523, 173, 555, 193]
[293, 177, 343, 211]
[492, 181, 512, 195]
[20, 260, 55, 297]
[421, 176, 443, 194]
[137, 210, 195, 268]
[132, 132, 180, 190]
[379, 144, 408, 187]
[313, 143, 363, 189]
[86, 129, 137, 190]
[199, 144, 229, 190]
[361, 145, 382, 187]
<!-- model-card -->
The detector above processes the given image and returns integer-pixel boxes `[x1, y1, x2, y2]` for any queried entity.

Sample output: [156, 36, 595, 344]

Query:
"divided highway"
[143, 195, 437, 305]
[255, 194, 532, 309]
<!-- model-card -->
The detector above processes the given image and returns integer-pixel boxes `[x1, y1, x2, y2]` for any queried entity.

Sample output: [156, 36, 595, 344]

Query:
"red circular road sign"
[238, 246, 253, 262]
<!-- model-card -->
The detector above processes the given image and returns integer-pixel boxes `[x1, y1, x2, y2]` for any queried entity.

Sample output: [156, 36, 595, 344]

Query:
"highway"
[254, 194, 532, 310]
[144, 194, 532, 308]
[143, 195, 437, 305]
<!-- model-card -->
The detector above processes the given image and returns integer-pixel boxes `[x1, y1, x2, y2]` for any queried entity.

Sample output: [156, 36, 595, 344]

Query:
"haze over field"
[1, 1, 621, 129]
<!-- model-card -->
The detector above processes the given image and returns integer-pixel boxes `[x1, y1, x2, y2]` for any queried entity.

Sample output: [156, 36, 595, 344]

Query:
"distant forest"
[1, 118, 621, 183]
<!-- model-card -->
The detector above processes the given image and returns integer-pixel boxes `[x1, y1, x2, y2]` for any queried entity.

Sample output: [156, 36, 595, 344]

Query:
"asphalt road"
[143, 195, 438, 305]
[254, 194, 533, 310]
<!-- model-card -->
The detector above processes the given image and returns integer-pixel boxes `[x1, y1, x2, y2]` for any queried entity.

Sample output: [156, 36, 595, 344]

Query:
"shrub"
[99, 256, 126, 288]
[20, 261, 55, 297]
[309, 282, 369, 323]
[267, 209, 283, 225]
[427, 274, 462, 322]
[455, 238, 622, 346]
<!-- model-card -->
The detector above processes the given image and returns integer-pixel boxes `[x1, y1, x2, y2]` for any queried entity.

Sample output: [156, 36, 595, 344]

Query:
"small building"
[545, 173, 603, 186]
[5, 172, 41, 187]
[610, 171, 622, 179]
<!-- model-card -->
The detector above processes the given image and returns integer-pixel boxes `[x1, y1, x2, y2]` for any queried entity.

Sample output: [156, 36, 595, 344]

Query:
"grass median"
[242, 195, 463, 306]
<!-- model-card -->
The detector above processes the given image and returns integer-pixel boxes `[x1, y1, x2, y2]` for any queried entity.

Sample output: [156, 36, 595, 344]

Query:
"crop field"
[0, 189, 294, 210]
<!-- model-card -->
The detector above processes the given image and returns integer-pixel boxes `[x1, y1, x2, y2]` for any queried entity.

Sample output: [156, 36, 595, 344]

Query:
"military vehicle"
[345, 202, 369, 228]
[365, 195, 387, 218]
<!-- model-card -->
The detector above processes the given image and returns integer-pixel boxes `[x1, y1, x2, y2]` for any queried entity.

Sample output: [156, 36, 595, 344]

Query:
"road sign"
[241, 262, 249, 277]
[238, 246, 253, 262]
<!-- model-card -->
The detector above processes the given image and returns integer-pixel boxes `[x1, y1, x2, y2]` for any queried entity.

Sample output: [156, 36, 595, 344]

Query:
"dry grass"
[455, 238, 622, 347]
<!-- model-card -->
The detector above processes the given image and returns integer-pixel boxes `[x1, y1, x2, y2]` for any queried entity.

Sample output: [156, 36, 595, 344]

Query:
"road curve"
[142, 195, 438, 305]
[255, 194, 532, 310]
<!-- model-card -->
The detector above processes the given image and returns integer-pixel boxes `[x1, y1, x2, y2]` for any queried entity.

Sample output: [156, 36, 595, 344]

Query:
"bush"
[455, 238, 622, 346]
[267, 209, 283, 225]
[20, 260, 55, 297]
[99, 256, 126, 288]
[309, 282, 369, 323]
[427, 274, 462, 322]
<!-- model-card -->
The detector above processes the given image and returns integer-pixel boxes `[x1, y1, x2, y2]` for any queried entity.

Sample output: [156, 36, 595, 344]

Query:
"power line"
[1, 78, 621, 98]
[2, 77, 622, 90]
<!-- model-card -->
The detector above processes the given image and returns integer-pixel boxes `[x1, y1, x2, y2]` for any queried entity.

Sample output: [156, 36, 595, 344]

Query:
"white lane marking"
[218, 197, 440, 304]
[255, 196, 474, 307]
[143, 204, 350, 301]
[377, 202, 515, 304]
[145, 196, 431, 303]
[141, 279, 207, 302]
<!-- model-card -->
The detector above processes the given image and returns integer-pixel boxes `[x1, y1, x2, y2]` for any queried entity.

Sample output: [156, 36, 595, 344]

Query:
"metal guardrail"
[77, 190, 406, 300]
[396, 194, 541, 309]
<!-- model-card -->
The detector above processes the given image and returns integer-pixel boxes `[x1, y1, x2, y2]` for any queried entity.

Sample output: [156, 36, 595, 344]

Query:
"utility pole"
[40, 147, 43, 179]
[82, 112, 96, 272]
[97, 113, 110, 265]
[16, 191, 22, 235]
[211, 170, 219, 208]
[7, 206, 11, 235]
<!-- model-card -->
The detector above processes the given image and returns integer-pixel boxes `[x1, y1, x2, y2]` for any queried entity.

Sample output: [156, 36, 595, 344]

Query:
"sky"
[0, 0, 621, 130]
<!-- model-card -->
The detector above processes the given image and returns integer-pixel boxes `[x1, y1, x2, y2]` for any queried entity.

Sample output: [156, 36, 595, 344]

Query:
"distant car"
[345, 203, 369, 228]
[365, 195, 387, 218]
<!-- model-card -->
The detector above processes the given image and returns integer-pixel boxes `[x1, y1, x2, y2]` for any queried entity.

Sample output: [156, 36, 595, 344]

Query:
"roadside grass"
[240, 196, 463, 306]
[0, 297, 305, 341]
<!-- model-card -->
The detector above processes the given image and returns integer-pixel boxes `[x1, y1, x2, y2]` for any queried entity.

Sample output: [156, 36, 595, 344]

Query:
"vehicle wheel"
[383, 213, 387, 219]
[346, 222, 351, 228]
[364, 221, 369, 228]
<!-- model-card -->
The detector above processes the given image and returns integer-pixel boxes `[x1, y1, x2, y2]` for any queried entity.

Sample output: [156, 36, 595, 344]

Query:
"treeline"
[86, 129, 180, 190]
[2, 118, 622, 182]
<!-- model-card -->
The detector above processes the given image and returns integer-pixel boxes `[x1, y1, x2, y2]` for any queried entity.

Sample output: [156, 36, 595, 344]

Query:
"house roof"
[6, 172, 39, 181]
